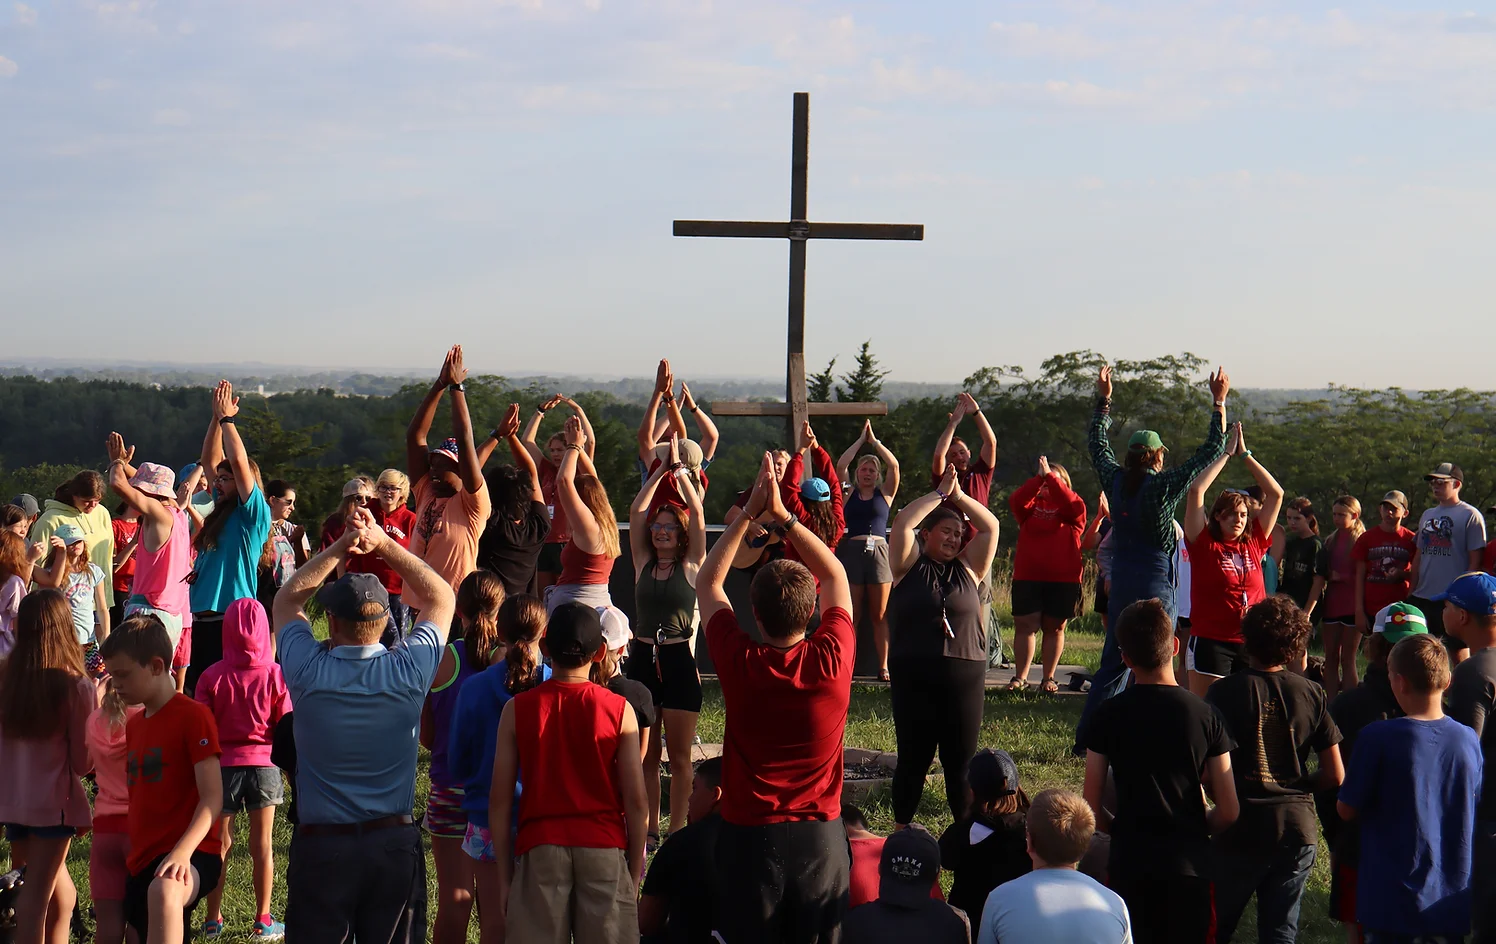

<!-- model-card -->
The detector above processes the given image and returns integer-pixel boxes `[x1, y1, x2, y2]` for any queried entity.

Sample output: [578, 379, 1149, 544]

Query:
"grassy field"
[2, 613, 1347, 943]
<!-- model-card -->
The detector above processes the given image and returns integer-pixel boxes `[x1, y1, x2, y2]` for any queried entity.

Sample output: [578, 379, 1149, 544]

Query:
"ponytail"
[589, 647, 623, 685]
[456, 570, 505, 671]
[500, 594, 547, 695]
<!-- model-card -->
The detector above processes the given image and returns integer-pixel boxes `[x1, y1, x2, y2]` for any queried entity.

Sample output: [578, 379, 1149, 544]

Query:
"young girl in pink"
[86, 678, 143, 944]
[0, 589, 96, 944]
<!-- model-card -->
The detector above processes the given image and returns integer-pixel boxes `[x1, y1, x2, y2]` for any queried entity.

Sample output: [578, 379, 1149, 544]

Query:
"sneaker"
[252, 917, 286, 940]
[200, 919, 224, 940]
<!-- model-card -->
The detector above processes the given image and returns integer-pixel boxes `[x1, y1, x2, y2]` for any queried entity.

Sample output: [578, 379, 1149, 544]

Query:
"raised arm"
[556, 416, 604, 554]
[213, 382, 256, 502]
[1236, 426, 1284, 537]
[678, 461, 708, 571]
[519, 396, 558, 464]
[889, 471, 951, 583]
[865, 424, 900, 500]
[1155, 367, 1232, 502]
[629, 458, 673, 572]
[965, 393, 998, 469]
[273, 531, 356, 636]
[931, 396, 968, 481]
[638, 359, 672, 462]
[562, 397, 599, 461]
[199, 385, 226, 476]
[497, 406, 543, 503]
[679, 382, 719, 461]
[174, 465, 204, 512]
[1087, 365, 1120, 485]
[956, 476, 1001, 580]
[698, 456, 771, 627]
[1184, 424, 1238, 543]
[107, 433, 174, 539]
[445, 346, 485, 494]
[490, 702, 520, 917]
[407, 347, 457, 483]
[765, 459, 852, 616]
[1081, 492, 1110, 551]
[836, 423, 870, 485]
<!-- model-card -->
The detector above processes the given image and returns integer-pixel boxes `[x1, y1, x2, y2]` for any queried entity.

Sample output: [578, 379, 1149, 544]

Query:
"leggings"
[889, 654, 988, 824]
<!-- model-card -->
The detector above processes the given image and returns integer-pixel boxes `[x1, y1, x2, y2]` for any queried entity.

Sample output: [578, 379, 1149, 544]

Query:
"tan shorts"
[506, 845, 638, 944]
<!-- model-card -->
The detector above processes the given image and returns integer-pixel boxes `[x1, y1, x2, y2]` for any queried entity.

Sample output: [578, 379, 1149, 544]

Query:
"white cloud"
[13, 3, 36, 26]
[152, 107, 191, 126]
[0, 55, 16, 78]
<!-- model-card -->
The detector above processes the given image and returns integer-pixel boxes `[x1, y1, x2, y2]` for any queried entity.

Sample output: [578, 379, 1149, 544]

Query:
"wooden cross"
[673, 92, 924, 442]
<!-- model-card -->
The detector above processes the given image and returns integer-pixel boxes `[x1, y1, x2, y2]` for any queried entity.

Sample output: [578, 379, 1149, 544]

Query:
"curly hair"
[1242, 595, 1312, 668]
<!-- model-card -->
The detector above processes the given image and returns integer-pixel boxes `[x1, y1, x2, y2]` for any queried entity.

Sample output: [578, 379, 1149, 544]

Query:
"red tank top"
[558, 541, 613, 586]
[513, 680, 628, 856]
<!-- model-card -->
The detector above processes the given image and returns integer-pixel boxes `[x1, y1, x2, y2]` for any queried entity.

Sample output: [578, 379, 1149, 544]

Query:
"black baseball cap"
[1426, 462, 1465, 483]
[9, 494, 38, 517]
[879, 825, 941, 908]
[546, 602, 605, 662]
[315, 573, 390, 621]
[968, 748, 1019, 802]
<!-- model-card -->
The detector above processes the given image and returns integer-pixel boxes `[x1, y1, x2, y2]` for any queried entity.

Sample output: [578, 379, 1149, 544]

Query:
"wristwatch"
[448, 382, 466, 393]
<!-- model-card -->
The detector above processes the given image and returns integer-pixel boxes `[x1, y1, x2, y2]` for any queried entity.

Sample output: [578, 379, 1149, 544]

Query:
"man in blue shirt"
[271, 505, 455, 943]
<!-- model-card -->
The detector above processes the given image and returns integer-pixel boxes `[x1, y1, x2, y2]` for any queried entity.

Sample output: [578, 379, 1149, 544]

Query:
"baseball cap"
[1372, 602, 1428, 644]
[1425, 462, 1465, 483]
[967, 748, 1019, 802]
[1431, 572, 1496, 617]
[597, 605, 632, 651]
[546, 602, 605, 663]
[52, 523, 86, 545]
[651, 439, 705, 471]
[315, 573, 390, 622]
[429, 438, 461, 464]
[878, 825, 941, 908]
[9, 494, 38, 517]
[128, 463, 176, 501]
[1127, 430, 1167, 452]
[800, 477, 831, 502]
[1380, 490, 1409, 513]
[177, 463, 199, 483]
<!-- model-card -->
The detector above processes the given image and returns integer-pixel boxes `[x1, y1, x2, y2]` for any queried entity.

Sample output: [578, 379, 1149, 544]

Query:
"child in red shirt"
[1353, 492, 1417, 635]
[100, 612, 223, 944]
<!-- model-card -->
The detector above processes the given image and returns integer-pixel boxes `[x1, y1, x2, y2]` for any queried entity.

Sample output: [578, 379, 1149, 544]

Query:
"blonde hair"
[1049, 462, 1073, 491]
[377, 469, 410, 506]
[574, 474, 621, 559]
[855, 455, 884, 484]
[1027, 789, 1096, 866]
[101, 678, 129, 730]
[1334, 495, 1366, 541]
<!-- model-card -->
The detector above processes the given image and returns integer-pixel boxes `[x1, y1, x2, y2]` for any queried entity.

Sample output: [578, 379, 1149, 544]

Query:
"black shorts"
[1321, 614, 1356, 628]
[1176, 616, 1192, 637]
[124, 851, 223, 941]
[1188, 635, 1245, 678]
[536, 542, 564, 576]
[626, 639, 703, 713]
[1093, 578, 1109, 615]
[1011, 580, 1081, 621]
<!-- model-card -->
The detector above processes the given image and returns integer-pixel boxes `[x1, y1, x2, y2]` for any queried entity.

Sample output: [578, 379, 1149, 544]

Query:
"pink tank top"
[132, 504, 192, 619]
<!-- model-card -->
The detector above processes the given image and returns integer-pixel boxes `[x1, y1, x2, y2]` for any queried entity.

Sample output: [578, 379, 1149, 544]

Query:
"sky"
[4, 1, 1496, 389]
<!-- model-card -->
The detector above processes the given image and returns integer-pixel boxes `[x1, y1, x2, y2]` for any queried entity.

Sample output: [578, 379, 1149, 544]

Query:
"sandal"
[877, 668, 891, 682]
[646, 832, 662, 854]
[1006, 677, 1029, 692]
[1041, 677, 1060, 695]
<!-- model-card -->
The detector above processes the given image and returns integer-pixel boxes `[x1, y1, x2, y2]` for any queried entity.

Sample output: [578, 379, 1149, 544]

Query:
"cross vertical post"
[786, 92, 810, 443]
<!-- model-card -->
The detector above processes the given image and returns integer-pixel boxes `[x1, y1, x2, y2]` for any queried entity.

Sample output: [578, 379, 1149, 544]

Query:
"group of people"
[0, 350, 1494, 944]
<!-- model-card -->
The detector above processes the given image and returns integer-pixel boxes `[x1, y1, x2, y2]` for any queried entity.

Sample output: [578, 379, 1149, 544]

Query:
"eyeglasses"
[649, 523, 681, 533]
[376, 485, 401, 494]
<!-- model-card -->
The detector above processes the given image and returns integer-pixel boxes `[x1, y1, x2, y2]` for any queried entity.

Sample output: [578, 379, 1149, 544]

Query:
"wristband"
[1241, 449, 1252, 458]
[564, 443, 583, 452]
[448, 382, 465, 393]
[536, 408, 546, 415]
[218, 416, 235, 426]
[1214, 400, 1225, 408]
[936, 488, 949, 501]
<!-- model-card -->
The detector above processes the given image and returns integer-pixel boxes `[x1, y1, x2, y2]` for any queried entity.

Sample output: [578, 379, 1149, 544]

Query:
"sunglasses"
[348, 495, 371, 506]
[649, 523, 681, 533]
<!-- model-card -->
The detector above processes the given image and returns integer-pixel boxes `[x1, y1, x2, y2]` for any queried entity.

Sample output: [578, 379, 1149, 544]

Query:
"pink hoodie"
[194, 598, 291, 767]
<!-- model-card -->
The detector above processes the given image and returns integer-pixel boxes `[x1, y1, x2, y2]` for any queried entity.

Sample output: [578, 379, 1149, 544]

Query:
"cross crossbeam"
[673, 92, 923, 440]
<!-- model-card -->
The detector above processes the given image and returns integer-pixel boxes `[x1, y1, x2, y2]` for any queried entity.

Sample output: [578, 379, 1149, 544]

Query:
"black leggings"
[889, 654, 987, 824]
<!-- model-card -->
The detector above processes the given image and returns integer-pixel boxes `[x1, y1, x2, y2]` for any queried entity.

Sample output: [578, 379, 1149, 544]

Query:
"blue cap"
[53, 522, 86, 545]
[1432, 572, 1496, 617]
[178, 463, 199, 482]
[800, 477, 831, 502]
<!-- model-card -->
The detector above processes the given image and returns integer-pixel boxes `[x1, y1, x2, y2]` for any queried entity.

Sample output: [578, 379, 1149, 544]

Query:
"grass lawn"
[3, 616, 1347, 943]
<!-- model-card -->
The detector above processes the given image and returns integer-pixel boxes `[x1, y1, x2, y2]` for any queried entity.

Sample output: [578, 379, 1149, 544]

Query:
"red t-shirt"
[1353, 526, 1417, 617]
[112, 518, 139, 596]
[1009, 473, 1087, 584]
[512, 680, 628, 856]
[125, 694, 222, 874]
[1187, 520, 1271, 644]
[705, 605, 854, 825]
[1484, 539, 1496, 576]
[848, 836, 946, 907]
[781, 446, 846, 561]
[643, 457, 709, 521]
[538, 459, 571, 546]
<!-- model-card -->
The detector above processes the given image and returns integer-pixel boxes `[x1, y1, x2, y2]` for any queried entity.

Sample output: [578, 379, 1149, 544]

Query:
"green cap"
[1372, 602, 1428, 644]
[1127, 430, 1167, 452]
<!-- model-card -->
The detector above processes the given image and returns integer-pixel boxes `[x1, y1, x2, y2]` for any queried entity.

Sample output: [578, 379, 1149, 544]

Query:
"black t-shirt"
[1204, 668, 1342, 851]
[475, 501, 551, 596]
[641, 812, 720, 944]
[1084, 683, 1235, 877]
[1449, 647, 1496, 821]
[937, 812, 1031, 919]
[1279, 535, 1321, 609]
[841, 899, 971, 944]
[607, 675, 657, 732]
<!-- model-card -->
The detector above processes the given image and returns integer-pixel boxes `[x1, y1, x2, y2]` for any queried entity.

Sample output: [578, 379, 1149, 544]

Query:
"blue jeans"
[1073, 540, 1176, 753]
[1213, 842, 1316, 944]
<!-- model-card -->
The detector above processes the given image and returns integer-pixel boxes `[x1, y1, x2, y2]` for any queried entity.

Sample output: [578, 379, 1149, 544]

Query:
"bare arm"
[108, 434, 174, 539]
[930, 398, 965, 481]
[491, 702, 519, 916]
[629, 461, 672, 575]
[968, 394, 998, 469]
[1316, 744, 1345, 791]
[199, 387, 225, 476]
[679, 465, 708, 572]
[835, 425, 868, 486]
[698, 457, 772, 627]
[499, 406, 543, 504]
[1083, 751, 1112, 832]
[556, 418, 604, 554]
[1354, 561, 1369, 633]
[1184, 425, 1238, 543]
[174, 465, 204, 512]
[638, 359, 672, 462]
[1237, 427, 1284, 536]
[156, 756, 223, 883]
[956, 484, 1002, 581]
[93, 581, 110, 644]
[273, 533, 354, 637]
[889, 482, 948, 584]
[213, 383, 256, 503]
[519, 398, 554, 464]
[1204, 753, 1239, 835]
[1306, 575, 1326, 619]
[679, 383, 718, 461]
[616, 704, 648, 885]
[33, 540, 68, 588]
[768, 459, 852, 616]
[562, 398, 599, 461]
[865, 427, 900, 500]
[446, 347, 485, 494]
[407, 347, 457, 483]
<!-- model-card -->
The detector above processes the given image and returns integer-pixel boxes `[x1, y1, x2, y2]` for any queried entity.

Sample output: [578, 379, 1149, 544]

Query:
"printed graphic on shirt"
[417, 496, 447, 543]
[1420, 515, 1456, 554]
[127, 747, 166, 785]
[1214, 545, 1257, 582]
[1250, 697, 1297, 787]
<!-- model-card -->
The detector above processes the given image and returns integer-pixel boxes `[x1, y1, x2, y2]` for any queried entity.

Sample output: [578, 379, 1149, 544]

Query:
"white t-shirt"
[978, 868, 1132, 944]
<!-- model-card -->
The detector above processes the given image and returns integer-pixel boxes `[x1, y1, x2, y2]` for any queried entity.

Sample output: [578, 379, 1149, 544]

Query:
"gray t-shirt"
[977, 868, 1132, 944]
[1449, 647, 1496, 822]
[1412, 501, 1487, 598]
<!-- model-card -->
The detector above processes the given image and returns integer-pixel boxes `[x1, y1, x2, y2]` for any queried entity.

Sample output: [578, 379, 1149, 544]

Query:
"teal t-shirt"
[188, 485, 272, 614]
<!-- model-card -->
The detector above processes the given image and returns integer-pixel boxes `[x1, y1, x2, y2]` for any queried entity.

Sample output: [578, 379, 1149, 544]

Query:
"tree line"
[2, 350, 1493, 547]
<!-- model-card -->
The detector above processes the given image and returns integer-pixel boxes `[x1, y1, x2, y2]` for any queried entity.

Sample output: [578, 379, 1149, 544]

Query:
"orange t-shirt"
[125, 694, 222, 874]
[406, 476, 491, 612]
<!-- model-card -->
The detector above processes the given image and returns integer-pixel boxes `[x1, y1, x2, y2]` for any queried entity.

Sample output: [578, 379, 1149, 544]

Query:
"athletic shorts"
[462, 822, 496, 864]
[90, 817, 131, 901]
[123, 599, 187, 658]
[221, 766, 285, 814]
[124, 851, 222, 942]
[422, 782, 467, 839]
[1010, 580, 1081, 621]
[537, 542, 564, 576]
[1176, 616, 1192, 637]
[3, 822, 76, 841]
[1321, 614, 1356, 628]
[1188, 635, 1245, 678]
[626, 639, 703, 713]
[83, 643, 106, 679]
[835, 536, 892, 585]
[1093, 578, 1109, 616]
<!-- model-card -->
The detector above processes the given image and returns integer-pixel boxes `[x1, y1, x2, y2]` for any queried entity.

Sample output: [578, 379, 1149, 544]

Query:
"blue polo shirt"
[279, 618, 444, 825]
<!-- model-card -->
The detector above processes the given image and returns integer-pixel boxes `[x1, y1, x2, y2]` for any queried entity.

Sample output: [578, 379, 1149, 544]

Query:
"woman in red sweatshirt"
[1008, 457, 1087, 694]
